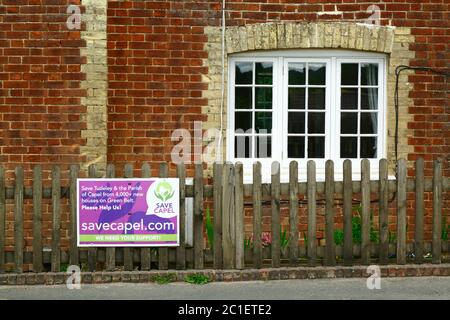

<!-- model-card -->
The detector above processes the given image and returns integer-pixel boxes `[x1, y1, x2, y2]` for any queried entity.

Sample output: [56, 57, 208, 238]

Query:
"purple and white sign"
[77, 178, 179, 247]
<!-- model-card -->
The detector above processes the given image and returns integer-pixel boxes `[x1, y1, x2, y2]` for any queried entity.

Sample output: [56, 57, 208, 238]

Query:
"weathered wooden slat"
[343, 160, 353, 266]
[414, 158, 424, 264]
[104, 164, 116, 271]
[271, 162, 281, 268]
[88, 164, 98, 272]
[253, 162, 262, 269]
[51, 166, 61, 273]
[32, 166, 43, 272]
[193, 163, 204, 269]
[222, 163, 235, 269]
[379, 159, 389, 264]
[0, 167, 5, 273]
[289, 161, 299, 266]
[136, 163, 150, 271]
[157, 163, 169, 270]
[396, 159, 407, 265]
[213, 162, 223, 269]
[235, 162, 244, 270]
[14, 166, 24, 273]
[432, 159, 442, 264]
[307, 160, 317, 266]
[361, 159, 371, 265]
[69, 165, 79, 267]
[325, 160, 335, 266]
[176, 162, 187, 270]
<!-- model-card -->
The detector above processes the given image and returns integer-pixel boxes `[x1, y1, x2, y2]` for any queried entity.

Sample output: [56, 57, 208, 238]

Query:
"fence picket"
[158, 163, 169, 270]
[343, 160, 353, 266]
[271, 162, 281, 268]
[176, 163, 187, 270]
[415, 158, 424, 264]
[104, 164, 116, 271]
[379, 159, 389, 264]
[0, 167, 5, 273]
[88, 164, 98, 272]
[432, 159, 442, 264]
[69, 165, 79, 267]
[222, 163, 235, 269]
[213, 162, 223, 269]
[253, 162, 262, 269]
[51, 166, 61, 273]
[14, 166, 24, 273]
[139, 163, 151, 271]
[307, 161, 317, 266]
[361, 159, 371, 265]
[325, 160, 335, 266]
[32, 166, 43, 272]
[396, 159, 407, 265]
[194, 163, 204, 269]
[289, 161, 299, 265]
[235, 163, 244, 270]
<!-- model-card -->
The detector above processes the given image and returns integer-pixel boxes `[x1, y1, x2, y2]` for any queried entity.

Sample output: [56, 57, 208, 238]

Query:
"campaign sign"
[77, 178, 179, 247]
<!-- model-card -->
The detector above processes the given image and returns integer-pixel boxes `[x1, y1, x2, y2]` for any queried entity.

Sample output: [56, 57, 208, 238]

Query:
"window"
[228, 50, 386, 181]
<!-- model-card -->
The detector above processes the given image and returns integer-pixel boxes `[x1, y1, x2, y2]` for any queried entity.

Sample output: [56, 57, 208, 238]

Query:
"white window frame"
[227, 50, 387, 183]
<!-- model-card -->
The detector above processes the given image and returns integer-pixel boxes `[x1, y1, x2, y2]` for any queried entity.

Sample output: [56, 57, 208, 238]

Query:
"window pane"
[235, 62, 253, 84]
[235, 87, 252, 109]
[341, 63, 358, 85]
[308, 112, 325, 134]
[256, 136, 272, 158]
[235, 136, 252, 158]
[341, 113, 358, 134]
[255, 87, 272, 109]
[308, 88, 325, 110]
[255, 62, 273, 85]
[341, 137, 357, 158]
[361, 88, 378, 110]
[309, 63, 326, 85]
[360, 112, 377, 134]
[341, 88, 358, 110]
[361, 63, 378, 86]
[288, 63, 305, 85]
[235, 112, 252, 132]
[255, 112, 272, 134]
[288, 137, 305, 158]
[360, 137, 377, 158]
[288, 88, 305, 110]
[308, 137, 325, 158]
[288, 112, 305, 134]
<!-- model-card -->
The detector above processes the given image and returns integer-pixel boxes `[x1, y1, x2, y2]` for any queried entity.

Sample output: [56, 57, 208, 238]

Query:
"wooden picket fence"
[0, 157, 448, 273]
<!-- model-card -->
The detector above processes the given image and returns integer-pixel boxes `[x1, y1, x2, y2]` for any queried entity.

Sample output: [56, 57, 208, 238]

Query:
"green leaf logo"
[154, 181, 175, 202]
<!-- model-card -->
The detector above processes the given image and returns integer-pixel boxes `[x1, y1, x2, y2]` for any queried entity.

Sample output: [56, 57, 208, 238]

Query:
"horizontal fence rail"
[0, 158, 448, 273]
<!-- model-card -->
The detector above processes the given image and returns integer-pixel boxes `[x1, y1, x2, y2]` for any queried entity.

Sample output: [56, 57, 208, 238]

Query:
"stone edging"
[1, 264, 449, 286]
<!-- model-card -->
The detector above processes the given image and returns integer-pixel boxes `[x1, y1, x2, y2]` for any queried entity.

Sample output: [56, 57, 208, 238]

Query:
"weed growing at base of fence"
[60, 263, 69, 272]
[151, 273, 176, 285]
[442, 218, 449, 241]
[185, 273, 210, 285]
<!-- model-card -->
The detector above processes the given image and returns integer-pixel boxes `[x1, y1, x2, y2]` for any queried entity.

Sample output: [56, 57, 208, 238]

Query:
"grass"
[151, 273, 177, 285]
[185, 273, 210, 285]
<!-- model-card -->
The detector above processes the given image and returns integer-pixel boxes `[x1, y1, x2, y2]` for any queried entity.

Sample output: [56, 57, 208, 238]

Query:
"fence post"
[213, 162, 223, 269]
[0, 166, 5, 273]
[343, 160, 353, 266]
[51, 166, 61, 273]
[140, 163, 151, 271]
[414, 158, 424, 264]
[289, 161, 299, 266]
[271, 162, 281, 268]
[33, 166, 43, 273]
[158, 163, 169, 270]
[253, 162, 262, 269]
[379, 159, 389, 264]
[325, 160, 335, 266]
[176, 162, 187, 270]
[307, 160, 317, 267]
[235, 162, 244, 270]
[432, 159, 442, 264]
[194, 163, 204, 269]
[396, 159, 407, 265]
[87, 164, 98, 272]
[222, 163, 235, 269]
[105, 164, 116, 271]
[69, 165, 79, 267]
[14, 166, 24, 273]
[361, 159, 371, 265]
